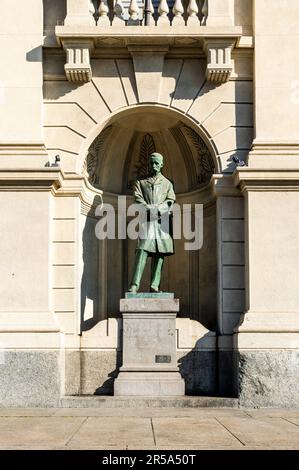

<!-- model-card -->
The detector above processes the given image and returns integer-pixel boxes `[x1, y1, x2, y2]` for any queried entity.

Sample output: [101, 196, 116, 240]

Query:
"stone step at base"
[60, 396, 238, 408]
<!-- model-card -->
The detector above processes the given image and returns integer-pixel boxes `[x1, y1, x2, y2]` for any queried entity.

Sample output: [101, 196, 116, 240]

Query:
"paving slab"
[0, 417, 85, 447]
[217, 417, 299, 448]
[0, 409, 298, 449]
[282, 417, 299, 427]
[152, 417, 243, 448]
[67, 417, 155, 449]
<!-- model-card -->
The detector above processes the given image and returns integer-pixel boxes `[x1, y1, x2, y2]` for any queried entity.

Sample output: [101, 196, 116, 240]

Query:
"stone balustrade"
[61, 0, 239, 85]
[65, 0, 208, 27]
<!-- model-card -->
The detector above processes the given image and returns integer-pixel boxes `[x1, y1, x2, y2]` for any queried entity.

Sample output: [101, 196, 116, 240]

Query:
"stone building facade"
[0, 0, 298, 407]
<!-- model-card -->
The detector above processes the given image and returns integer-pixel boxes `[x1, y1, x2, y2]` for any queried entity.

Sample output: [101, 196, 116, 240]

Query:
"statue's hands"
[146, 204, 159, 220]
[157, 200, 173, 217]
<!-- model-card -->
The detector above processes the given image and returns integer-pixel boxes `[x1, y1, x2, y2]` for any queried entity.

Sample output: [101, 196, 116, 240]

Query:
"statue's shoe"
[150, 287, 162, 293]
[128, 285, 138, 293]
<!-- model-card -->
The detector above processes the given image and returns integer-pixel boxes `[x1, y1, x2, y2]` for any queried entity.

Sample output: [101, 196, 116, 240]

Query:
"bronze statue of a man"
[128, 153, 175, 293]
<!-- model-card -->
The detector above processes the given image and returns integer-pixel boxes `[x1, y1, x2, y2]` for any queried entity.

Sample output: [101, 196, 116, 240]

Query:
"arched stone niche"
[80, 106, 218, 332]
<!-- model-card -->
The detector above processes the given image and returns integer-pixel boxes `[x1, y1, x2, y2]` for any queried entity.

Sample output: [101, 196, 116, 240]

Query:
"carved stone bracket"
[204, 39, 234, 83]
[62, 39, 94, 83]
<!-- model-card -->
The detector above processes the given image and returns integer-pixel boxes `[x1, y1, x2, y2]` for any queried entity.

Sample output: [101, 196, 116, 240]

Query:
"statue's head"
[149, 153, 163, 175]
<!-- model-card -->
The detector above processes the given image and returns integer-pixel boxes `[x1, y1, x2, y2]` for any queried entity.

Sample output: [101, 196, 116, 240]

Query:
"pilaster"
[233, 166, 299, 406]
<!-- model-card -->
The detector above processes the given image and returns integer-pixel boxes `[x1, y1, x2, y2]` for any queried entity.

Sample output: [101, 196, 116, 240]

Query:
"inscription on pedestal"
[155, 355, 171, 363]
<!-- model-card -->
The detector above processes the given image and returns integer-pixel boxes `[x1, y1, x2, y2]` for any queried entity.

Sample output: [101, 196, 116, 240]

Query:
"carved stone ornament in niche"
[182, 125, 214, 185]
[127, 133, 156, 190]
[84, 125, 112, 186]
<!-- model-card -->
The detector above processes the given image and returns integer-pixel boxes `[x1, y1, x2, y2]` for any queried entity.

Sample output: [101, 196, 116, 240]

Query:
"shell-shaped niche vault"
[84, 109, 215, 195]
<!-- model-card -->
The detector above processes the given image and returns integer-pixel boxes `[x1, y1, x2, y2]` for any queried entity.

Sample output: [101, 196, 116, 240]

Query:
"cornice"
[0, 143, 48, 156]
[235, 311, 299, 333]
[234, 168, 299, 192]
[55, 25, 243, 43]
[212, 174, 242, 197]
[0, 311, 60, 333]
[249, 141, 299, 156]
[53, 174, 103, 216]
[0, 168, 63, 191]
[0, 168, 103, 214]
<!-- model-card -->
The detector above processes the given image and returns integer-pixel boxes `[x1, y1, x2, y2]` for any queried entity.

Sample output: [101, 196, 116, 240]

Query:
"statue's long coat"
[133, 173, 175, 255]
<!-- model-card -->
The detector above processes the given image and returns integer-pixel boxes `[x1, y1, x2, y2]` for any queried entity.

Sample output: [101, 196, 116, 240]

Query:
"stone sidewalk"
[0, 407, 298, 450]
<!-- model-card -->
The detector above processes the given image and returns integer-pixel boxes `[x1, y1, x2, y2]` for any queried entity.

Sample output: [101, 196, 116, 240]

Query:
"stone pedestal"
[114, 294, 185, 396]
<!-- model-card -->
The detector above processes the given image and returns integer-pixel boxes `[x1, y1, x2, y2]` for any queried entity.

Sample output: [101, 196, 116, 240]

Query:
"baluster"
[150, 0, 155, 15]
[97, 0, 110, 25]
[187, 0, 199, 24]
[128, 0, 140, 25]
[201, 0, 208, 25]
[89, 0, 96, 17]
[143, 0, 155, 26]
[157, 0, 170, 25]
[113, 0, 126, 26]
[172, 0, 184, 25]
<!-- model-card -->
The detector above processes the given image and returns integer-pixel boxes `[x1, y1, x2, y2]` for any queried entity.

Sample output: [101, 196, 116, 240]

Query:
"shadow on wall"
[229, 79, 254, 171]
[42, 64, 139, 102]
[26, 46, 42, 63]
[81, 200, 103, 332]
[94, 350, 122, 395]
[167, 67, 221, 104]
[43, 0, 67, 30]
[43, 80, 82, 101]
[178, 332, 218, 396]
